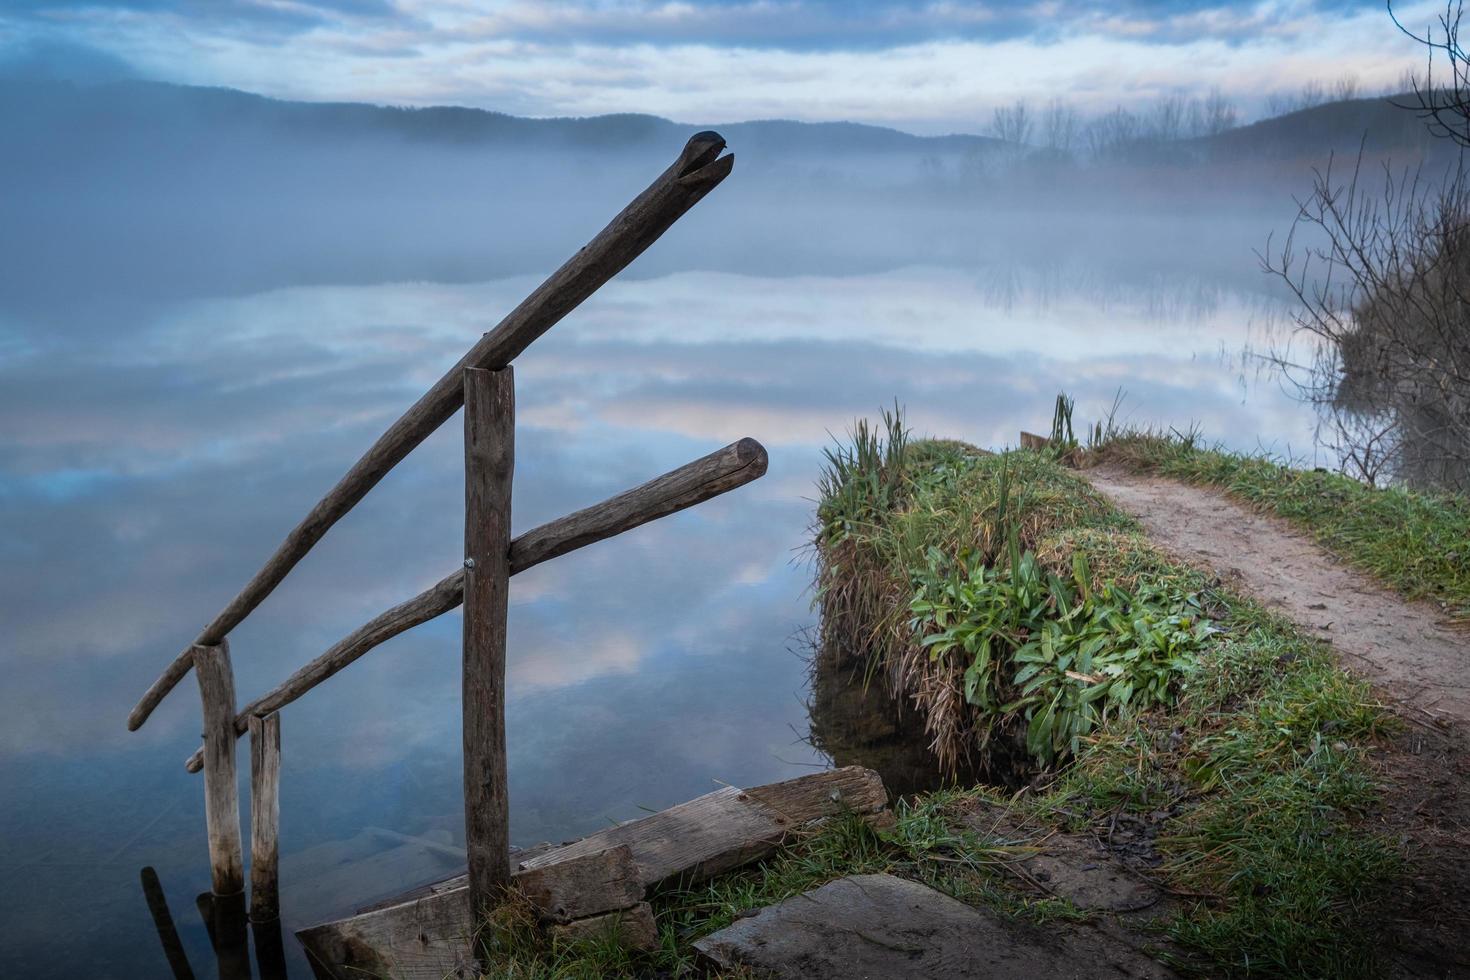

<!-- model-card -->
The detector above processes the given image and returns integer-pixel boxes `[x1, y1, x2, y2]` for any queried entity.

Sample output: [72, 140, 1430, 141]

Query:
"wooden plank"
[352, 841, 557, 915]
[128, 131, 733, 732]
[296, 768, 888, 979]
[462, 366, 515, 919]
[183, 437, 768, 773]
[549, 902, 658, 951]
[519, 767, 887, 889]
[193, 641, 244, 897]
[1020, 431, 1050, 450]
[248, 712, 282, 922]
[299, 886, 476, 980]
[140, 866, 196, 980]
[514, 844, 642, 923]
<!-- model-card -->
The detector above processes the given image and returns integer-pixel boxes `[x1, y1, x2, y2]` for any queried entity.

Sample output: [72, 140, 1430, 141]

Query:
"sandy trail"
[1085, 467, 1470, 728]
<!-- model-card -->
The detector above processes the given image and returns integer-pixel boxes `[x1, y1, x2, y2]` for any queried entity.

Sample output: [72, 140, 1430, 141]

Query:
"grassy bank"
[808, 418, 1398, 977]
[475, 421, 1403, 979]
[1088, 430, 1470, 622]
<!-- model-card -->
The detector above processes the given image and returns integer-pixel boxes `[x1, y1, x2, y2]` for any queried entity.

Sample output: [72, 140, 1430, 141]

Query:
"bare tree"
[1263, 155, 1470, 489]
[1085, 106, 1140, 159]
[1265, 80, 1332, 117]
[989, 100, 1033, 146]
[1147, 93, 1189, 142]
[1195, 87, 1240, 137]
[1332, 74, 1361, 101]
[1040, 98, 1079, 155]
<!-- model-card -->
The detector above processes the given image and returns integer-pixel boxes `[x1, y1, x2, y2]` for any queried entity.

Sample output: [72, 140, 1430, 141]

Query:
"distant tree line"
[984, 89, 1240, 160]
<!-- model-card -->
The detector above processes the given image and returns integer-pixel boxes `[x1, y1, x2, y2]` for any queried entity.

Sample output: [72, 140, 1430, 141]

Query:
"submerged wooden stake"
[462, 366, 514, 919]
[248, 712, 281, 922]
[193, 641, 244, 897]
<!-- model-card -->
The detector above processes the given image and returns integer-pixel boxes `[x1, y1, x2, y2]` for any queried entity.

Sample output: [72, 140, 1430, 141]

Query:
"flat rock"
[955, 803, 1163, 914]
[694, 873, 1175, 979]
[1015, 836, 1161, 913]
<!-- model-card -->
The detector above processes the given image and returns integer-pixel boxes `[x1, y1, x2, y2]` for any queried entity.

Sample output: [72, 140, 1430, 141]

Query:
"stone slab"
[694, 873, 1175, 979]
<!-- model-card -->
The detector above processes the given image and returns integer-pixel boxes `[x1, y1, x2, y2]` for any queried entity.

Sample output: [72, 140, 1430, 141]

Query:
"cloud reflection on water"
[0, 221, 1325, 979]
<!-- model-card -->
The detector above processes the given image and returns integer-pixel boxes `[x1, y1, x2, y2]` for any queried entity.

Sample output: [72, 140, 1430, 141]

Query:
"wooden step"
[296, 766, 887, 979]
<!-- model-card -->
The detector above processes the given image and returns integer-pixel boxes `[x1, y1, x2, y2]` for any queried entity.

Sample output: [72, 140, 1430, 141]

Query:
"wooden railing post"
[193, 641, 244, 898]
[462, 366, 514, 921]
[248, 712, 281, 922]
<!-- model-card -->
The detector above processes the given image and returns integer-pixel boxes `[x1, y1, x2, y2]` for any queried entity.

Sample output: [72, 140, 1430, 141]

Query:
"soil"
[1085, 467, 1470, 979]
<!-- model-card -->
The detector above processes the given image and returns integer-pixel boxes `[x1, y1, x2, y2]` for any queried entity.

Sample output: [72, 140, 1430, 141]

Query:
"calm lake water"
[0, 147, 1330, 976]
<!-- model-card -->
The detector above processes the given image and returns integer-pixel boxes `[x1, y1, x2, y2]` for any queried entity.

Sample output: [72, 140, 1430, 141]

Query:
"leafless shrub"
[1263, 154, 1470, 489]
[1392, 0, 1470, 145]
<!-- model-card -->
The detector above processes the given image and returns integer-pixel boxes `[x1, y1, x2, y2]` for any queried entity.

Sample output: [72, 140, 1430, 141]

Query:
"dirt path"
[1087, 466, 1470, 978]
[1085, 467, 1470, 727]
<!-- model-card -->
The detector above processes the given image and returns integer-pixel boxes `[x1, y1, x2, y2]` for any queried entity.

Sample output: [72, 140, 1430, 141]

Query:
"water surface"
[0, 133, 1330, 976]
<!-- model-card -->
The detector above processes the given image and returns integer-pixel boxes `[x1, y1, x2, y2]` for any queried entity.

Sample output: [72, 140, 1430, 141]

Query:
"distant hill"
[1195, 95, 1449, 162]
[0, 75, 1452, 312]
[0, 77, 1001, 159]
[1, 76, 1448, 175]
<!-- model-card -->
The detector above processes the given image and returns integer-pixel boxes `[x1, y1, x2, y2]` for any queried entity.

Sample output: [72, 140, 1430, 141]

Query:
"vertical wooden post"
[248, 712, 281, 922]
[193, 641, 244, 897]
[463, 366, 514, 922]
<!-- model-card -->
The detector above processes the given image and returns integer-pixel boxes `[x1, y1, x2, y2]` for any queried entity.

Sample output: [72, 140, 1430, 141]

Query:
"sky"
[0, 0, 1440, 133]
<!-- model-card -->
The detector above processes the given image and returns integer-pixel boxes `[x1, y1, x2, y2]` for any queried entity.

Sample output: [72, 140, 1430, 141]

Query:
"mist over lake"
[0, 74, 1449, 976]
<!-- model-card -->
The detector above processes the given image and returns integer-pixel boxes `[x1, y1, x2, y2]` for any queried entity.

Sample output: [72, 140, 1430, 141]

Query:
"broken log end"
[734, 436, 768, 475]
[679, 131, 727, 175]
[678, 151, 734, 189]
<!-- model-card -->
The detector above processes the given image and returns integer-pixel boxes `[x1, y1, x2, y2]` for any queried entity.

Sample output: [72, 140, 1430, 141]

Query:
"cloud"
[0, 36, 140, 82]
[0, 0, 1431, 130]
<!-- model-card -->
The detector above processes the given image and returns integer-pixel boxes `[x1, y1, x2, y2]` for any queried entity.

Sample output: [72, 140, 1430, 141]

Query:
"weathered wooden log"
[194, 641, 244, 897]
[128, 131, 734, 732]
[463, 367, 515, 918]
[511, 436, 768, 567]
[295, 768, 888, 979]
[183, 437, 768, 773]
[140, 867, 196, 980]
[248, 712, 282, 922]
[1020, 431, 1050, 450]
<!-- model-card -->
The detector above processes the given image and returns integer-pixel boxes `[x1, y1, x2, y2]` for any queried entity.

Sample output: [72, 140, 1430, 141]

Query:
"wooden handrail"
[129, 131, 734, 732]
[182, 437, 767, 773]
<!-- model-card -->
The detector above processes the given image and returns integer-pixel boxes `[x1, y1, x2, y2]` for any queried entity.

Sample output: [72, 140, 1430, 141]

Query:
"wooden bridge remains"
[128, 132, 770, 960]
